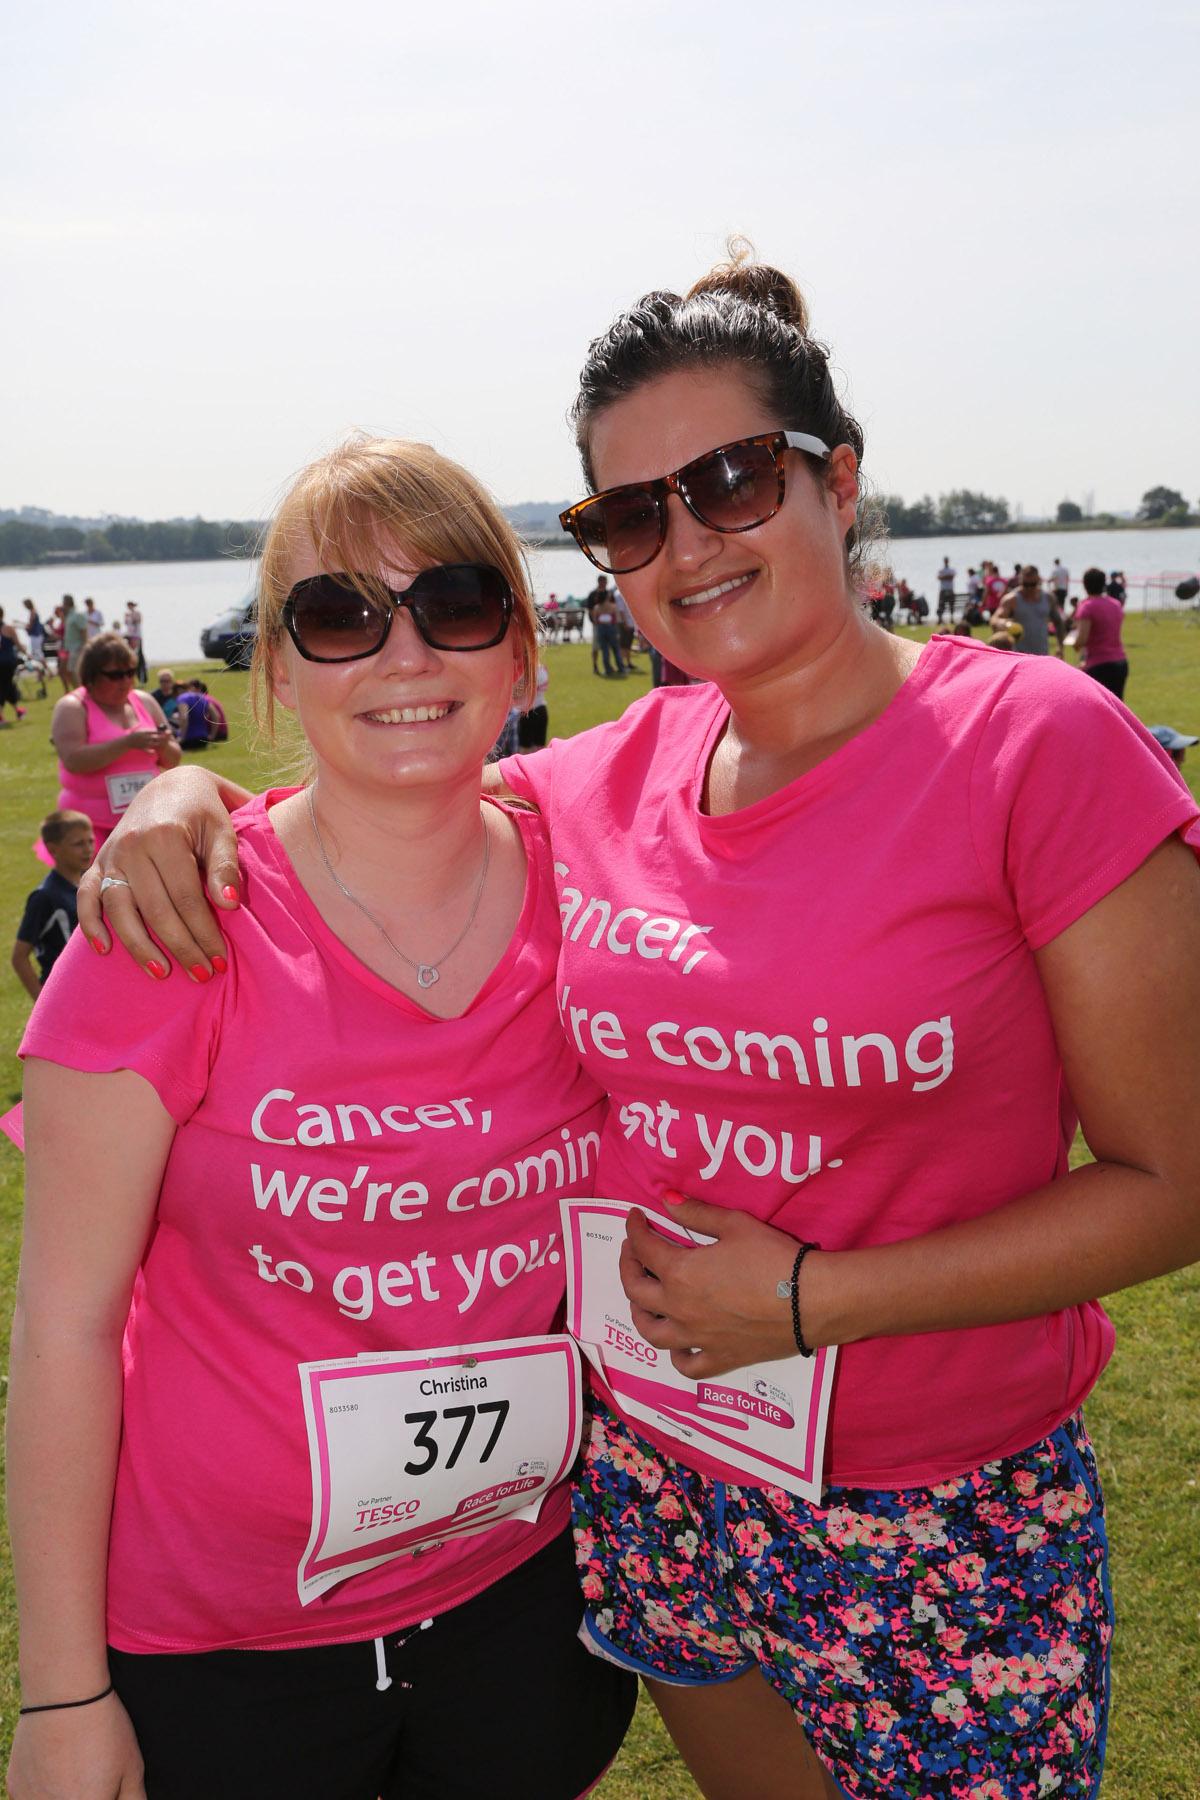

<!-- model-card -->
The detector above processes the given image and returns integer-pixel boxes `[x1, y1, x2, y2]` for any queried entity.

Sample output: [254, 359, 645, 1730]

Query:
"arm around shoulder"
[77, 763, 253, 972]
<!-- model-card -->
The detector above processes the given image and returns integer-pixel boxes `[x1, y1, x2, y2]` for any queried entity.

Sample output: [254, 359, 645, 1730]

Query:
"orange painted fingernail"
[663, 1189, 686, 1205]
[211, 954, 227, 974]
[189, 964, 212, 984]
[145, 960, 168, 981]
[221, 885, 239, 905]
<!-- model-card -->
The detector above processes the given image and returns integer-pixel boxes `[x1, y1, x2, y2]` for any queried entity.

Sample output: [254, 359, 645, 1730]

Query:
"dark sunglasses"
[282, 564, 514, 663]
[559, 431, 831, 575]
[96, 666, 137, 681]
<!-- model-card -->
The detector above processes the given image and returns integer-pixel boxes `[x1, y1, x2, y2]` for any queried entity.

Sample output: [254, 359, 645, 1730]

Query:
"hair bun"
[685, 237, 810, 335]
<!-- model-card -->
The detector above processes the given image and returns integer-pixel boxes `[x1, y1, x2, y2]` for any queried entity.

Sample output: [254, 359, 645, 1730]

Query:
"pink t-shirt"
[20, 795, 604, 1652]
[1075, 592, 1126, 668]
[503, 637, 1200, 1488]
[57, 685, 161, 830]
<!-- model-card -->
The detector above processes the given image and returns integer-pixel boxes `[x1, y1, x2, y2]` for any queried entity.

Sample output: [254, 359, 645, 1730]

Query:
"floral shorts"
[573, 1399, 1112, 1799]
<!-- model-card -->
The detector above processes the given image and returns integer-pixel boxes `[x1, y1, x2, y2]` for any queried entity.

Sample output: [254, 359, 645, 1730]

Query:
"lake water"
[2, 527, 1197, 665]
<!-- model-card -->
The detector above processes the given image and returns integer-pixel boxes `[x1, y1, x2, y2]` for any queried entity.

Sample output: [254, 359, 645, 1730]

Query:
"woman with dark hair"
[1073, 566, 1129, 698]
[79, 260, 1200, 1800]
[47, 632, 180, 849]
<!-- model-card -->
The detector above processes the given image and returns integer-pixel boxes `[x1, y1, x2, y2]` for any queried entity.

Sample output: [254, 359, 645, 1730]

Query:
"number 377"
[401, 1400, 510, 1476]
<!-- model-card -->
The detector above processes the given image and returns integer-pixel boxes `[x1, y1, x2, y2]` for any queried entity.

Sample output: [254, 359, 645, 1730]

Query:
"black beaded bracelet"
[19, 1682, 114, 1717]
[776, 1241, 820, 1357]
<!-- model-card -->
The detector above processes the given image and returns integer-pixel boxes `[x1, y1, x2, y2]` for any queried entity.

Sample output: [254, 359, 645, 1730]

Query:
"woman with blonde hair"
[7, 437, 633, 1799]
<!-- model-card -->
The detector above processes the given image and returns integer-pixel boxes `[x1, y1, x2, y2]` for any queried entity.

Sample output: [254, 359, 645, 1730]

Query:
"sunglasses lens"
[410, 565, 512, 649]
[575, 491, 661, 574]
[287, 566, 512, 661]
[289, 579, 390, 661]
[683, 440, 780, 530]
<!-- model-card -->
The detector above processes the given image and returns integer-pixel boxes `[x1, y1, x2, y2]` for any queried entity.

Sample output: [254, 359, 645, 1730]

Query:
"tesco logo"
[603, 1322, 658, 1364]
[353, 1499, 420, 1532]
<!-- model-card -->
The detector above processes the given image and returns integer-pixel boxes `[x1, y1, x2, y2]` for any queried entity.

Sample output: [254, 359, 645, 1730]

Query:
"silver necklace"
[306, 784, 491, 989]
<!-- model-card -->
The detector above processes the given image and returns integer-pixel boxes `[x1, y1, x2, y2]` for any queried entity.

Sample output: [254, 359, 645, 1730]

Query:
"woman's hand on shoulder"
[7, 1695, 145, 1799]
[619, 1194, 800, 1378]
[77, 766, 250, 977]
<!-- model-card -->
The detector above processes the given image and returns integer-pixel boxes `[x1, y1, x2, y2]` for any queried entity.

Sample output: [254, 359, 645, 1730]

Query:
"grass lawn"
[0, 621, 1198, 1794]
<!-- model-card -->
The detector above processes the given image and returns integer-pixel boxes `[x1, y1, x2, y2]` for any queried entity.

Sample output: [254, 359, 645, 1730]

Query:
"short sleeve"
[500, 741, 558, 813]
[16, 890, 48, 946]
[501, 687, 711, 825]
[20, 929, 225, 1123]
[969, 660, 1200, 949]
[501, 712, 629, 819]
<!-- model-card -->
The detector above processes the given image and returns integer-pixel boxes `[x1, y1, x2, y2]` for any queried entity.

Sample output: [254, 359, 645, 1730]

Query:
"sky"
[3, 0, 1197, 524]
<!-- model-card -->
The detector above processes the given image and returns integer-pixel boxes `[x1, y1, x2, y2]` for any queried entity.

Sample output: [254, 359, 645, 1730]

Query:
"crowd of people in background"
[867, 559, 1136, 695]
[0, 596, 228, 738]
[540, 579, 691, 687]
[5, 567, 1198, 1001]
[872, 557, 1128, 633]
[3, 598, 234, 1000]
[4, 594, 145, 700]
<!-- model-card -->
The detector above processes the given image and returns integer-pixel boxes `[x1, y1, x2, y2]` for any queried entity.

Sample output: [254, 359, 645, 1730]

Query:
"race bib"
[563, 1198, 836, 1503]
[297, 1335, 581, 1604]
[105, 770, 154, 813]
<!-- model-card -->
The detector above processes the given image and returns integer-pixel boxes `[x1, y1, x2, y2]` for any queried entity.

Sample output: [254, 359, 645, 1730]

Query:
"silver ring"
[99, 876, 132, 895]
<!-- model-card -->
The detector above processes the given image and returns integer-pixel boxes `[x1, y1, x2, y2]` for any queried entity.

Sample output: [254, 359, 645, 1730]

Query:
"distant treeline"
[0, 517, 263, 568]
[4, 485, 1195, 567]
[879, 485, 1197, 538]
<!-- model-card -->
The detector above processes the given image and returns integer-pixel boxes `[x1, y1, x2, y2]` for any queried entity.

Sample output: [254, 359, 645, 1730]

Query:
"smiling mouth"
[672, 572, 756, 610]
[361, 702, 460, 725]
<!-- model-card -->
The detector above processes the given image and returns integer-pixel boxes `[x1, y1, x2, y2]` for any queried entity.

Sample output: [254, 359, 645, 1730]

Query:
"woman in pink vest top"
[49, 632, 180, 853]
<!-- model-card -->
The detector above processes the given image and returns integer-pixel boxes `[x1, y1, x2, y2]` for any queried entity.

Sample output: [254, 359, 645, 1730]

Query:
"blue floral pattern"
[574, 1399, 1111, 1798]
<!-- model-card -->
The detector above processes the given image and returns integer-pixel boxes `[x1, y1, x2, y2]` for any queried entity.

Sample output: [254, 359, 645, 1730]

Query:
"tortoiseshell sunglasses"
[559, 430, 831, 575]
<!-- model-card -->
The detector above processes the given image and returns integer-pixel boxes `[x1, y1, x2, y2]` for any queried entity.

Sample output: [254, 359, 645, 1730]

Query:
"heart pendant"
[416, 965, 440, 989]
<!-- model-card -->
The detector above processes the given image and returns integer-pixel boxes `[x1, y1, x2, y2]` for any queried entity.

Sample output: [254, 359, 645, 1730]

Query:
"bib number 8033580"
[401, 1399, 510, 1475]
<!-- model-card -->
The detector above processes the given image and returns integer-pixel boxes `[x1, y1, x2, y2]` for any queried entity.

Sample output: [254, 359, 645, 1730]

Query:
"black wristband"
[783, 1241, 819, 1357]
[19, 1682, 114, 1716]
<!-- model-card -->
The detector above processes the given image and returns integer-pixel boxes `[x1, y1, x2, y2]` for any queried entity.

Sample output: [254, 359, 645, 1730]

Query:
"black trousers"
[1085, 660, 1129, 700]
[517, 703, 549, 749]
[109, 1531, 636, 1800]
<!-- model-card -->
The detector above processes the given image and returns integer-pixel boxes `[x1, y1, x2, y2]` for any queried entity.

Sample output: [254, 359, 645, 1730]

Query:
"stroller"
[18, 653, 49, 699]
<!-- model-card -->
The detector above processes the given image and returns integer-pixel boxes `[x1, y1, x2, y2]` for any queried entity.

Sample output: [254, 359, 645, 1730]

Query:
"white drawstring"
[373, 1618, 433, 1693]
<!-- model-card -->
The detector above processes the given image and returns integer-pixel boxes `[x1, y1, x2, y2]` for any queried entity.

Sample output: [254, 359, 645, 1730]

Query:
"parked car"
[201, 595, 256, 668]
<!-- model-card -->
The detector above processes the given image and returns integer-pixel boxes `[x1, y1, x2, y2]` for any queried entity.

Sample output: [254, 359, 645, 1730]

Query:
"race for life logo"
[698, 1379, 796, 1429]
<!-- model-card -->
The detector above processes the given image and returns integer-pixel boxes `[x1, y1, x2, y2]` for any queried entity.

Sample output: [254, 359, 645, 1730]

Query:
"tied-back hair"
[253, 434, 538, 739]
[571, 238, 879, 577]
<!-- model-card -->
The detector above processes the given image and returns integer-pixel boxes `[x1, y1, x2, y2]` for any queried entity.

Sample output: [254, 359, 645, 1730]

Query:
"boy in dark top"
[12, 810, 96, 998]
